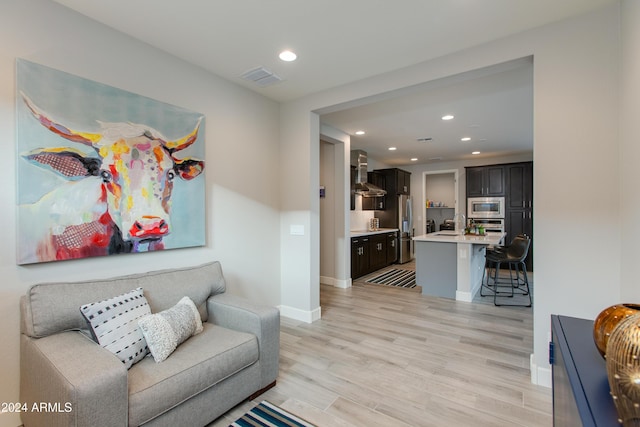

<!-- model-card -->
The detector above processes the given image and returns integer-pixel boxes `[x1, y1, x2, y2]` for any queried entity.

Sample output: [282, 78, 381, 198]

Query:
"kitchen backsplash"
[351, 209, 375, 231]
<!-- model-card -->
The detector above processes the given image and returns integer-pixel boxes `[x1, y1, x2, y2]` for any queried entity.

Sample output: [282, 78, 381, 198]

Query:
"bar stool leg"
[495, 260, 532, 307]
[481, 258, 494, 297]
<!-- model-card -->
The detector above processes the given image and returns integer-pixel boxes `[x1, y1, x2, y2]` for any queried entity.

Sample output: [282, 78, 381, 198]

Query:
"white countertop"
[350, 228, 399, 237]
[413, 231, 505, 245]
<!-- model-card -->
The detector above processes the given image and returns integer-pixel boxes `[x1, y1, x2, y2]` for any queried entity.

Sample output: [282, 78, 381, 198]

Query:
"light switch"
[290, 225, 305, 235]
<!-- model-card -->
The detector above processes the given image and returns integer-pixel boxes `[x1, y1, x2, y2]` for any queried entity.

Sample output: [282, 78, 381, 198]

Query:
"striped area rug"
[229, 401, 316, 427]
[365, 268, 416, 288]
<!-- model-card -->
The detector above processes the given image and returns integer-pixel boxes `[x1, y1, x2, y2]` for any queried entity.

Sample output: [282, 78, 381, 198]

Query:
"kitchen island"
[413, 231, 505, 302]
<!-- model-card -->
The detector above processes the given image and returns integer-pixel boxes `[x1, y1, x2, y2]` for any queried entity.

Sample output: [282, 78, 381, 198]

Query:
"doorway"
[422, 170, 458, 234]
[317, 58, 533, 304]
[319, 131, 351, 290]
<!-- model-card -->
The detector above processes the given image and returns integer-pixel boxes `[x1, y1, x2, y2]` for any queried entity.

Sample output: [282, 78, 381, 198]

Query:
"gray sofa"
[20, 261, 280, 427]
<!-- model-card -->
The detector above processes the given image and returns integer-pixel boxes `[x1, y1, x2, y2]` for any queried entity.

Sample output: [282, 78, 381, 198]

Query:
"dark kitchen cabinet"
[351, 231, 398, 279]
[373, 168, 411, 229]
[369, 234, 387, 271]
[387, 232, 398, 264]
[375, 168, 411, 196]
[351, 236, 370, 279]
[398, 170, 411, 195]
[465, 165, 505, 197]
[506, 208, 533, 252]
[505, 162, 533, 270]
[362, 171, 386, 211]
[506, 162, 533, 210]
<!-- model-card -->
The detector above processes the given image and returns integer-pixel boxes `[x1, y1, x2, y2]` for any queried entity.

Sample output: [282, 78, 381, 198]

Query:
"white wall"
[425, 173, 456, 208]
[281, 4, 621, 387]
[620, 0, 640, 301]
[0, 2, 281, 426]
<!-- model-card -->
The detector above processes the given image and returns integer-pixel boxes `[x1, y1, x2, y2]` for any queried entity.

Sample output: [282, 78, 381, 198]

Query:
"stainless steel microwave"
[467, 197, 505, 219]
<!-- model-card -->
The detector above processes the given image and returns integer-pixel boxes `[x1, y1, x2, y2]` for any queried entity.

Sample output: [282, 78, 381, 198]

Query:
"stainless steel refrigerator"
[398, 194, 414, 263]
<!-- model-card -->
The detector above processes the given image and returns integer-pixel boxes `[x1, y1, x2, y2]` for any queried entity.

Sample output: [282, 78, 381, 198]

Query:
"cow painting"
[17, 93, 205, 264]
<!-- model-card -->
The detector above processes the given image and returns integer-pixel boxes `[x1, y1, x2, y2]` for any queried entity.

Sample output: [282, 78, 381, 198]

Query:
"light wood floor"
[212, 270, 551, 427]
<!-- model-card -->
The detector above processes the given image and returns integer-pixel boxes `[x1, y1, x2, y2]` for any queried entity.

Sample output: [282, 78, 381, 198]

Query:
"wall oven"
[467, 197, 505, 219]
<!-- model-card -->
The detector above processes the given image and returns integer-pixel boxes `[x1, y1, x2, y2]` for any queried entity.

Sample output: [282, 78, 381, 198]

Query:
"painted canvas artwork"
[16, 59, 206, 265]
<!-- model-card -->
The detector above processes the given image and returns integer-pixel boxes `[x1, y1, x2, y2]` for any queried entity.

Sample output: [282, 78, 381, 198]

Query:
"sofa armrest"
[207, 294, 279, 388]
[20, 331, 128, 427]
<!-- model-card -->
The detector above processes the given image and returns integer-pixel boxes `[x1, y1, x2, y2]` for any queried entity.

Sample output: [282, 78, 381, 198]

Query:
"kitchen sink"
[433, 230, 460, 236]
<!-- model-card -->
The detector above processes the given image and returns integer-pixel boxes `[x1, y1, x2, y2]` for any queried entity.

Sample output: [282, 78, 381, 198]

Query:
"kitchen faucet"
[453, 212, 466, 235]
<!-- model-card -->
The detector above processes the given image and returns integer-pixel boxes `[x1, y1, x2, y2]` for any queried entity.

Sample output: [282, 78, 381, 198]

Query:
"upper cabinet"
[375, 168, 411, 195]
[465, 165, 505, 197]
[362, 171, 386, 210]
[398, 169, 411, 195]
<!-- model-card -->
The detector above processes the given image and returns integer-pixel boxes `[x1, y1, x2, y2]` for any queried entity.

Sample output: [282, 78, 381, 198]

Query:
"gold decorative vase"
[606, 313, 640, 426]
[594, 304, 640, 358]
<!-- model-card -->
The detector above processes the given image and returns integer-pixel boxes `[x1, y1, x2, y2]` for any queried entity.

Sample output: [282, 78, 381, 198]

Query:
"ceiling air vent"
[241, 66, 283, 87]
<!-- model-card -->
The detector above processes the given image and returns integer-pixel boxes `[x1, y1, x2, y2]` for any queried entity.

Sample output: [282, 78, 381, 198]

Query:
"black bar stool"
[481, 234, 531, 307]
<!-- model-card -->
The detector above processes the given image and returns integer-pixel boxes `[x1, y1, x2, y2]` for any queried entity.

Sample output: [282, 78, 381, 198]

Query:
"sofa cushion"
[22, 261, 226, 339]
[128, 322, 259, 426]
[138, 296, 204, 362]
[80, 287, 150, 369]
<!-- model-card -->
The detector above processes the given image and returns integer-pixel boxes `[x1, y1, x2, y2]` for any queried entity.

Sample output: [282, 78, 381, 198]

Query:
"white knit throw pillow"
[137, 296, 203, 362]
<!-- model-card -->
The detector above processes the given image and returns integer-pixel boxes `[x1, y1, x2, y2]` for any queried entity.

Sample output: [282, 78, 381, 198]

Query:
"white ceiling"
[53, 0, 616, 165]
[321, 58, 534, 166]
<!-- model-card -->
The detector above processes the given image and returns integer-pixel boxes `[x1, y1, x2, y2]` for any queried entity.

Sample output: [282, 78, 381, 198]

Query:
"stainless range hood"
[351, 150, 387, 197]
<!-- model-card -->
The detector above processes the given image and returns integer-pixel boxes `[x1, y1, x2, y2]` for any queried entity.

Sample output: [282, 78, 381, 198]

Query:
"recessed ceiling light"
[461, 137, 471, 142]
[279, 50, 297, 62]
[442, 115, 454, 121]
[472, 151, 481, 155]
[355, 130, 365, 135]
[388, 147, 397, 151]
[411, 158, 418, 161]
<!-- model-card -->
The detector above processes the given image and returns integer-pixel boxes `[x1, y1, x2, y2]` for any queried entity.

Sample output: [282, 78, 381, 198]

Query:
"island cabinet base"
[415, 241, 457, 299]
[414, 240, 487, 301]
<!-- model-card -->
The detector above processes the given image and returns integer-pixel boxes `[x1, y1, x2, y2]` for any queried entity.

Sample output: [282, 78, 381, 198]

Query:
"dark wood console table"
[550, 315, 619, 426]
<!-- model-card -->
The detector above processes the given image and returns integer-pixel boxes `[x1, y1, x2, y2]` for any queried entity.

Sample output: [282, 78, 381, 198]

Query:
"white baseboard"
[455, 290, 473, 302]
[279, 305, 322, 323]
[320, 275, 352, 289]
[530, 353, 552, 388]
[456, 279, 482, 303]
